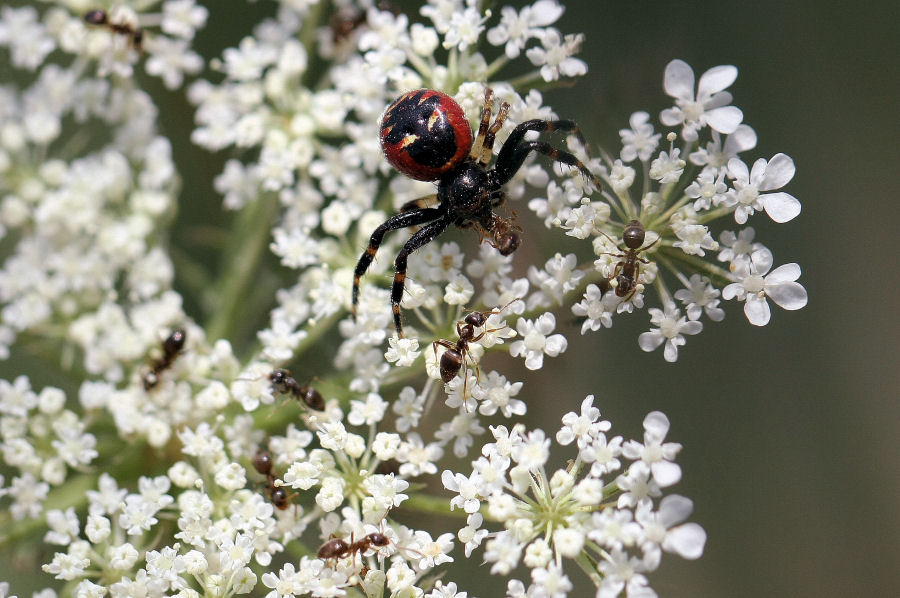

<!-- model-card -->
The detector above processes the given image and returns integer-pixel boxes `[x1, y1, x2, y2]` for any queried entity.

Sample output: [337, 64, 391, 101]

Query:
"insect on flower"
[267, 368, 325, 411]
[433, 301, 516, 402]
[597, 219, 659, 301]
[142, 328, 186, 390]
[352, 87, 600, 337]
[83, 9, 144, 51]
[252, 448, 294, 510]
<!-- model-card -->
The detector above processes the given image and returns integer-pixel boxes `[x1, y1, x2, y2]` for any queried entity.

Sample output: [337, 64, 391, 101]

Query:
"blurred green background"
[3, 1, 898, 596]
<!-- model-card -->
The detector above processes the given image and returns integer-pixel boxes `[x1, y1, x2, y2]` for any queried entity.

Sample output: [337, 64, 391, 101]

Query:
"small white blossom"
[660, 59, 743, 141]
[638, 304, 702, 362]
[509, 313, 567, 370]
[722, 248, 808, 326]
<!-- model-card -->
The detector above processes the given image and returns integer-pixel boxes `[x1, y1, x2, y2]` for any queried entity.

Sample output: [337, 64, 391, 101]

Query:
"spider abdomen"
[380, 89, 473, 181]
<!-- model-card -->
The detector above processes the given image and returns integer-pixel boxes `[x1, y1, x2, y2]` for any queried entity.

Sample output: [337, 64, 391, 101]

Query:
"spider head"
[441, 160, 492, 219]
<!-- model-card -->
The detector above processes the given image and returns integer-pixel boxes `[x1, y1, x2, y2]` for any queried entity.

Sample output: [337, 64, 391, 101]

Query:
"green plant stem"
[205, 194, 281, 343]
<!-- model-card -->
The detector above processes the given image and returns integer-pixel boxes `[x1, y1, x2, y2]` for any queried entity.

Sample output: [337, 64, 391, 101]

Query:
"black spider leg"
[352, 207, 444, 324]
[390, 217, 451, 337]
[492, 120, 600, 187]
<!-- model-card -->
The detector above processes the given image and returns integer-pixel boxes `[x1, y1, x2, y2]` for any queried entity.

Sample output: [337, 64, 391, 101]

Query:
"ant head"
[268, 368, 290, 385]
[622, 220, 646, 250]
[464, 311, 487, 328]
[367, 532, 390, 547]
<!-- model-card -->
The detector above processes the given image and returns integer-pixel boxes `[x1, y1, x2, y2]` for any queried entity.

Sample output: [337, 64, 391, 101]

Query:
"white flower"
[619, 111, 660, 162]
[384, 336, 421, 367]
[487, 1, 564, 59]
[638, 304, 702, 362]
[635, 495, 706, 560]
[509, 313, 567, 370]
[660, 59, 743, 141]
[526, 29, 587, 82]
[722, 248, 808, 326]
[672, 223, 718, 256]
[623, 411, 683, 487]
[162, 0, 209, 40]
[674, 274, 725, 322]
[723, 154, 801, 224]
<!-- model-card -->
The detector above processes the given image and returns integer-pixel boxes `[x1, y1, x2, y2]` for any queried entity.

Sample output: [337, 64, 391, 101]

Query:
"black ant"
[252, 449, 292, 510]
[84, 9, 144, 51]
[317, 532, 391, 564]
[268, 368, 325, 411]
[317, 525, 420, 577]
[596, 220, 658, 301]
[143, 328, 186, 390]
[433, 302, 513, 401]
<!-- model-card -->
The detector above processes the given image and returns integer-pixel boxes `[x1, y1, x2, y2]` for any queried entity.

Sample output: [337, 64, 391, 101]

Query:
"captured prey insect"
[596, 219, 659, 301]
[143, 328, 186, 390]
[352, 87, 600, 337]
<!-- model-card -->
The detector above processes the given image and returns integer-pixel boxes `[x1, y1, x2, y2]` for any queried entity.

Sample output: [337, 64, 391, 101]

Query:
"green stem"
[205, 194, 281, 343]
[402, 493, 455, 517]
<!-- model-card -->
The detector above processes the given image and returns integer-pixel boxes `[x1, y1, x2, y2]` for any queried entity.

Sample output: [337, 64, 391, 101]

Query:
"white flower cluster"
[565, 59, 808, 361]
[0, 0, 808, 596]
[0, 2, 206, 87]
[443, 397, 705, 598]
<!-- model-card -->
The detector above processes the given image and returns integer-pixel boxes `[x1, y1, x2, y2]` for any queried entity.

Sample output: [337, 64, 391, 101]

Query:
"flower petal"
[664, 59, 695, 100]
[705, 106, 743, 135]
[651, 460, 682, 487]
[643, 411, 670, 439]
[762, 191, 801, 223]
[727, 157, 749, 181]
[724, 124, 758, 154]
[759, 153, 795, 189]
[663, 340, 679, 362]
[766, 280, 808, 311]
[766, 262, 801, 283]
[744, 294, 771, 326]
[662, 522, 707, 559]
[638, 331, 664, 352]
[657, 495, 694, 527]
[698, 65, 738, 96]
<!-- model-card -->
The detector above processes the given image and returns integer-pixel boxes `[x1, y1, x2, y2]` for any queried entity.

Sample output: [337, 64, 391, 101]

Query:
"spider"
[352, 87, 600, 337]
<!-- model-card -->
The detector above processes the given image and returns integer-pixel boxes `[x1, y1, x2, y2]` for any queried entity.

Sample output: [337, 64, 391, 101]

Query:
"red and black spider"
[352, 87, 600, 337]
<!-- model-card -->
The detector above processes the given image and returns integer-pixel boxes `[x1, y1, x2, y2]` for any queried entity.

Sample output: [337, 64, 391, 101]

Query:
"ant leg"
[432, 338, 457, 361]
[353, 207, 443, 322]
[470, 87, 494, 161]
[493, 119, 599, 187]
[391, 217, 451, 337]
